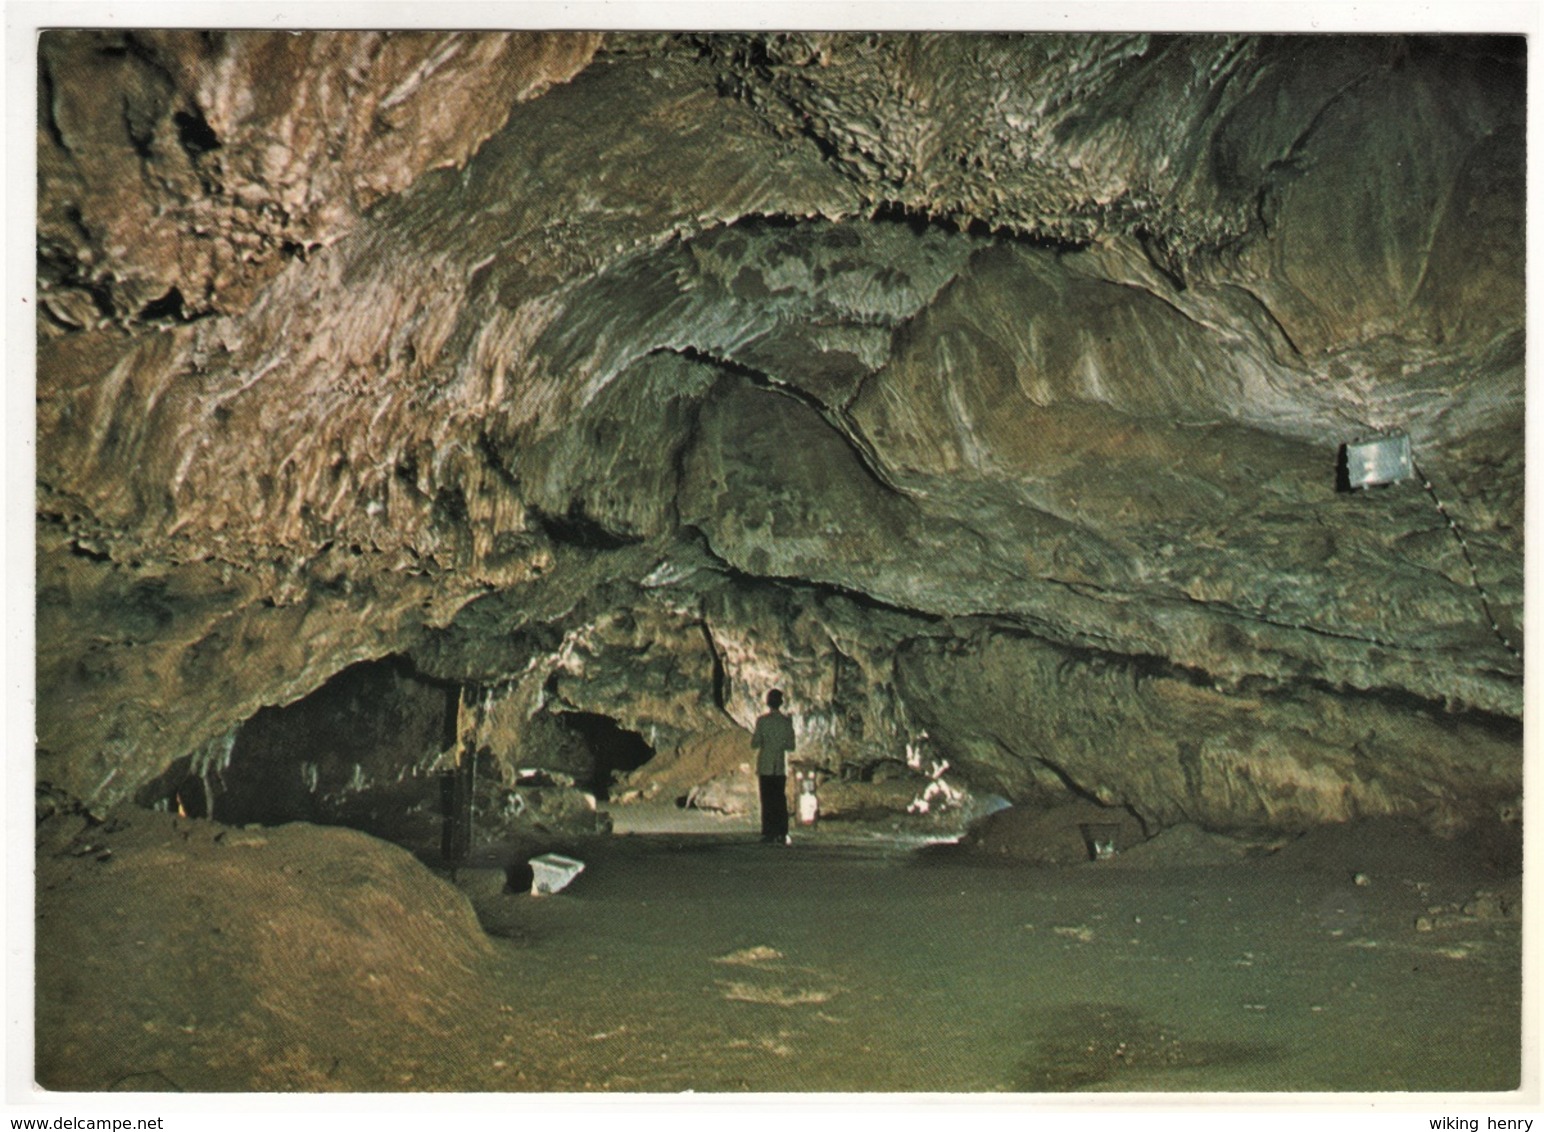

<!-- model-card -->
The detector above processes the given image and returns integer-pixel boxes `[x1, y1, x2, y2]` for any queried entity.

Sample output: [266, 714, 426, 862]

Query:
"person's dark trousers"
[759, 774, 789, 841]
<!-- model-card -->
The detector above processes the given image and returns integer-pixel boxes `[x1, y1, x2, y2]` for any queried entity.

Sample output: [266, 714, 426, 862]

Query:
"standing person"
[751, 689, 796, 844]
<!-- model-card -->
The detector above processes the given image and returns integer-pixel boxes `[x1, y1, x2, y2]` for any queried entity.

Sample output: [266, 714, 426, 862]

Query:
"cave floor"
[34, 809, 1521, 1095]
[470, 823, 1522, 1093]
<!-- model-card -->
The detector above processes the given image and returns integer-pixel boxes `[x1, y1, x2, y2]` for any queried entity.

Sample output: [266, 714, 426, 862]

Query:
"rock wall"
[36, 31, 1524, 835]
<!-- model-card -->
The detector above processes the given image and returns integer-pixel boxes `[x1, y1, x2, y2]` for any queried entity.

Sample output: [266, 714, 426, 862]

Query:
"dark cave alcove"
[553, 711, 655, 800]
[136, 656, 459, 844]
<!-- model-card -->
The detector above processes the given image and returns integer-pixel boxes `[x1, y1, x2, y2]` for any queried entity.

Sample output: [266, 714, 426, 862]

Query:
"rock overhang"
[34, 30, 1525, 834]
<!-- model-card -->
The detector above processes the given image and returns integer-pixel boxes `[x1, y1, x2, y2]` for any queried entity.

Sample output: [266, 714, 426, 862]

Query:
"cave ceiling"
[35, 30, 1525, 832]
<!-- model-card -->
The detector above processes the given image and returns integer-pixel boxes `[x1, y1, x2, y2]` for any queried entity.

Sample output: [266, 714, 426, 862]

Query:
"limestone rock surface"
[35, 31, 1524, 839]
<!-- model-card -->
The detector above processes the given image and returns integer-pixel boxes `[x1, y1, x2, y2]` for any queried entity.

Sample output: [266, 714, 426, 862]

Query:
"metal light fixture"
[1341, 431, 1413, 490]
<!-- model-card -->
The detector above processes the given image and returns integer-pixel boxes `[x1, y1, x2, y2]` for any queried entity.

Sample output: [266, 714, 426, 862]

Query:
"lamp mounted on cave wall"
[1337, 430, 1413, 492]
[1333, 427, 1523, 663]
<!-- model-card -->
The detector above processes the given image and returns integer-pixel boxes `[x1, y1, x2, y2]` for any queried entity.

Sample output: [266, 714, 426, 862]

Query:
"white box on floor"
[529, 853, 585, 895]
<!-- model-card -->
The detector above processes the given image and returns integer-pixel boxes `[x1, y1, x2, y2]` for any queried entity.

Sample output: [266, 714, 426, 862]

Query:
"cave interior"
[30, 29, 1527, 1094]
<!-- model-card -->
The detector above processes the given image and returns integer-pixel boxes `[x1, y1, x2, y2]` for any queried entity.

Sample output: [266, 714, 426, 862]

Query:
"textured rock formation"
[38, 30, 602, 330]
[36, 31, 1524, 839]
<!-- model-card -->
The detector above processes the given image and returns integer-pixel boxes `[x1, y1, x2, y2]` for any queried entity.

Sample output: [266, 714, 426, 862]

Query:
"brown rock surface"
[38, 30, 601, 330]
[34, 31, 1523, 844]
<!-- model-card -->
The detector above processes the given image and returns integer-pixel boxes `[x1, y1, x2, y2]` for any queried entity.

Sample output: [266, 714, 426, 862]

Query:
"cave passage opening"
[553, 710, 655, 800]
[134, 655, 459, 849]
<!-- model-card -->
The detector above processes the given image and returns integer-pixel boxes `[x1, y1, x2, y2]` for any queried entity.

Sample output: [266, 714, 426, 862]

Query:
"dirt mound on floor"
[1254, 816, 1519, 894]
[1102, 822, 1272, 867]
[36, 806, 509, 1091]
[957, 801, 1146, 865]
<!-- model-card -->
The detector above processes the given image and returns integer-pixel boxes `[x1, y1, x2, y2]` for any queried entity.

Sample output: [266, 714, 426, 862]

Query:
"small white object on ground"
[529, 853, 586, 896]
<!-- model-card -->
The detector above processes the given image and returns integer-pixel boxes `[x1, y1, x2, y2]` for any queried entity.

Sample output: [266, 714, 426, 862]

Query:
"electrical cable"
[1411, 458, 1522, 662]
